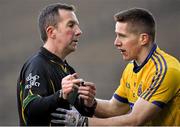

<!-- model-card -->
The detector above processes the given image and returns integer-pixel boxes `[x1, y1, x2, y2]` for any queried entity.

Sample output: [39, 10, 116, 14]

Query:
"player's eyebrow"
[116, 32, 126, 37]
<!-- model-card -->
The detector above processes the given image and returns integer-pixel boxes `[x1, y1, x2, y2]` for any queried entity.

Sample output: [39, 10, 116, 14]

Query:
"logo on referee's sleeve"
[25, 73, 40, 89]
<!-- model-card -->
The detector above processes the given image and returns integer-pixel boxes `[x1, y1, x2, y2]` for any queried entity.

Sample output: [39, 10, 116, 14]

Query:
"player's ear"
[139, 33, 149, 45]
[46, 26, 56, 39]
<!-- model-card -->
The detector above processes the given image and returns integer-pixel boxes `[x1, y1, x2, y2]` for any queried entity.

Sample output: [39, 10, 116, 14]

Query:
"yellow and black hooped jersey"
[114, 44, 180, 126]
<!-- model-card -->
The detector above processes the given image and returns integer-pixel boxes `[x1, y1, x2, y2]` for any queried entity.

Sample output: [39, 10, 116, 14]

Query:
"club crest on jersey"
[25, 73, 40, 89]
[137, 84, 142, 96]
[126, 83, 130, 89]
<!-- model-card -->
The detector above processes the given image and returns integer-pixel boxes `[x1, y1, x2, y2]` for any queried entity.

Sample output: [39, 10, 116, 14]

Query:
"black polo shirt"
[17, 47, 93, 126]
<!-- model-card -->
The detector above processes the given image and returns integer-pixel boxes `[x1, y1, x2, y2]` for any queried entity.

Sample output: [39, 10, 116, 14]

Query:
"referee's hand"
[51, 108, 88, 126]
[61, 73, 83, 100]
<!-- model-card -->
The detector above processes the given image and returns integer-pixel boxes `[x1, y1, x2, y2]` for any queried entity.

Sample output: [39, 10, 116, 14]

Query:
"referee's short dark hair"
[38, 3, 75, 42]
[114, 8, 155, 42]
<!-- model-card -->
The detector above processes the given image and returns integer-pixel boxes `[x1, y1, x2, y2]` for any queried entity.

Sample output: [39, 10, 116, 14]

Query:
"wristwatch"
[59, 89, 63, 99]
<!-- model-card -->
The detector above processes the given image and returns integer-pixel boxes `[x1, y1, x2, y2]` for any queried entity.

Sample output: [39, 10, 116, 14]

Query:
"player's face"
[114, 22, 142, 61]
[55, 9, 82, 55]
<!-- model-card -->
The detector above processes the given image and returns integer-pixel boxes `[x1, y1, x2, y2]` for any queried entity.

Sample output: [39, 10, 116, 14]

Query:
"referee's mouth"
[73, 39, 78, 42]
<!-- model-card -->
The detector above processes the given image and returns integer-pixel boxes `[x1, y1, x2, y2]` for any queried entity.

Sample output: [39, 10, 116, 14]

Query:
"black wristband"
[74, 97, 97, 117]
[83, 99, 97, 117]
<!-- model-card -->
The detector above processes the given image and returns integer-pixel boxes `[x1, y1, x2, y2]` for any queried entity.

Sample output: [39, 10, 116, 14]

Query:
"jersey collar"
[133, 43, 157, 73]
[39, 47, 65, 65]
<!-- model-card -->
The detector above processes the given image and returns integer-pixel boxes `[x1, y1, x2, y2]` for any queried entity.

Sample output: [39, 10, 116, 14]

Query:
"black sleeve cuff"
[74, 98, 97, 117]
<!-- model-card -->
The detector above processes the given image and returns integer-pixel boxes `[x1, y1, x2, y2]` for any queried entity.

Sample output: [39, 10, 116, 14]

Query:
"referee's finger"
[56, 108, 68, 113]
[51, 113, 66, 119]
[63, 74, 73, 80]
[72, 73, 79, 79]
[71, 78, 84, 86]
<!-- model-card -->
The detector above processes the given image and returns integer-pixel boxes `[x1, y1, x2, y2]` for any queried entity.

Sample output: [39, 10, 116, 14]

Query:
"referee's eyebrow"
[67, 20, 79, 27]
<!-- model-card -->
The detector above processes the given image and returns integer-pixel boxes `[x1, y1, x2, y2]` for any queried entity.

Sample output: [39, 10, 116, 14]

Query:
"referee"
[17, 3, 96, 126]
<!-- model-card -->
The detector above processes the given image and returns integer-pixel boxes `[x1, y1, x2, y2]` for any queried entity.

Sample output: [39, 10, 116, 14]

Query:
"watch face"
[59, 90, 63, 98]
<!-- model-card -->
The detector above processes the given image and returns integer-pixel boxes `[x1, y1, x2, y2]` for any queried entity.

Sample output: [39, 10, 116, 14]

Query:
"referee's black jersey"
[17, 47, 76, 126]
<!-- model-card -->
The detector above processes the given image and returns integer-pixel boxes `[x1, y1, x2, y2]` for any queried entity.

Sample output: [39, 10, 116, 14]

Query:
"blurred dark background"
[0, 0, 179, 125]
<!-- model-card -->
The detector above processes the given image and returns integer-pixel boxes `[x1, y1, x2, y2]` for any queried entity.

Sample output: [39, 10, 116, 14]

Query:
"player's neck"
[135, 43, 154, 65]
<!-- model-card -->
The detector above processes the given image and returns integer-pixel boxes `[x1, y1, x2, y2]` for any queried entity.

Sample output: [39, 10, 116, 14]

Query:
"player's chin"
[122, 55, 132, 61]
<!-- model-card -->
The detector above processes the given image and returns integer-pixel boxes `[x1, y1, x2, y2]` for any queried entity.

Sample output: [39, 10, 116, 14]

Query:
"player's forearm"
[90, 98, 161, 126]
[89, 112, 139, 126]
[95, 98, 129, 118]
[94, 99, 119, 118]
[94, 99, 111, 117]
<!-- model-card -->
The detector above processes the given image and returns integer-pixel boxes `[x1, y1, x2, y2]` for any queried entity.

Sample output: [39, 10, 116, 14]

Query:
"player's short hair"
[114, 8, 155, 42]
[38, 3, 75, 42]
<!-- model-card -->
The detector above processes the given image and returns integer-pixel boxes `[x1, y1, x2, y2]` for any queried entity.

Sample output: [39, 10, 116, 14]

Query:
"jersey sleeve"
[19, 59, 62, 125]
[140, 59, 180, 108]
[113, 65, 130, 104]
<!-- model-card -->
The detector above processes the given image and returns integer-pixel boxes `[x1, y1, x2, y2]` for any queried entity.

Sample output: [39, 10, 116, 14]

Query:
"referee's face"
[114, 22, 142, 62]
[54, 9, 82, 55]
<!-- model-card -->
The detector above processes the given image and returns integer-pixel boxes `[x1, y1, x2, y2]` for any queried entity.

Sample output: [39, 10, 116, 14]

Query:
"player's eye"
[68, 21, 75, 28]
[117, 33, 126, 38]
[68, 23, 74, 28]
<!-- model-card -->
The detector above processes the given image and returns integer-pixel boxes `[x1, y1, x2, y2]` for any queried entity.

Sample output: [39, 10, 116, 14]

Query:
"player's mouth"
[120, 49, 126, 53]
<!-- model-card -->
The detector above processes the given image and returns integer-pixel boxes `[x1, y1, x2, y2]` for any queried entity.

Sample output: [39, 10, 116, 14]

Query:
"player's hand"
[78, 82, 96, 107]
[51, 108, 88, 126]
[61, 73, 83, 100]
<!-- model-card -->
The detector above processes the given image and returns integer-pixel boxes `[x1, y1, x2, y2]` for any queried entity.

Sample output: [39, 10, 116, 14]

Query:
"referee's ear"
[46, 26, 56, 39]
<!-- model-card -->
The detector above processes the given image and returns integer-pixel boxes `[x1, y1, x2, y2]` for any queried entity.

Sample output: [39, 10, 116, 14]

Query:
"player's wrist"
[90, 98, 97, 109]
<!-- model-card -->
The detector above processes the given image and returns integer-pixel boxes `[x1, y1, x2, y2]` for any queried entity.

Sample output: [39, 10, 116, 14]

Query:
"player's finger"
[78, 89, 96, 96]
[78, 85, 96, 95]
[83, 82, 96, 90]
[78, 91, 95, 99]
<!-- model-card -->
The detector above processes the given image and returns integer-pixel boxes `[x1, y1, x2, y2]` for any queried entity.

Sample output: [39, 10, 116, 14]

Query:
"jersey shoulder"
[19, 51, 49, 78]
